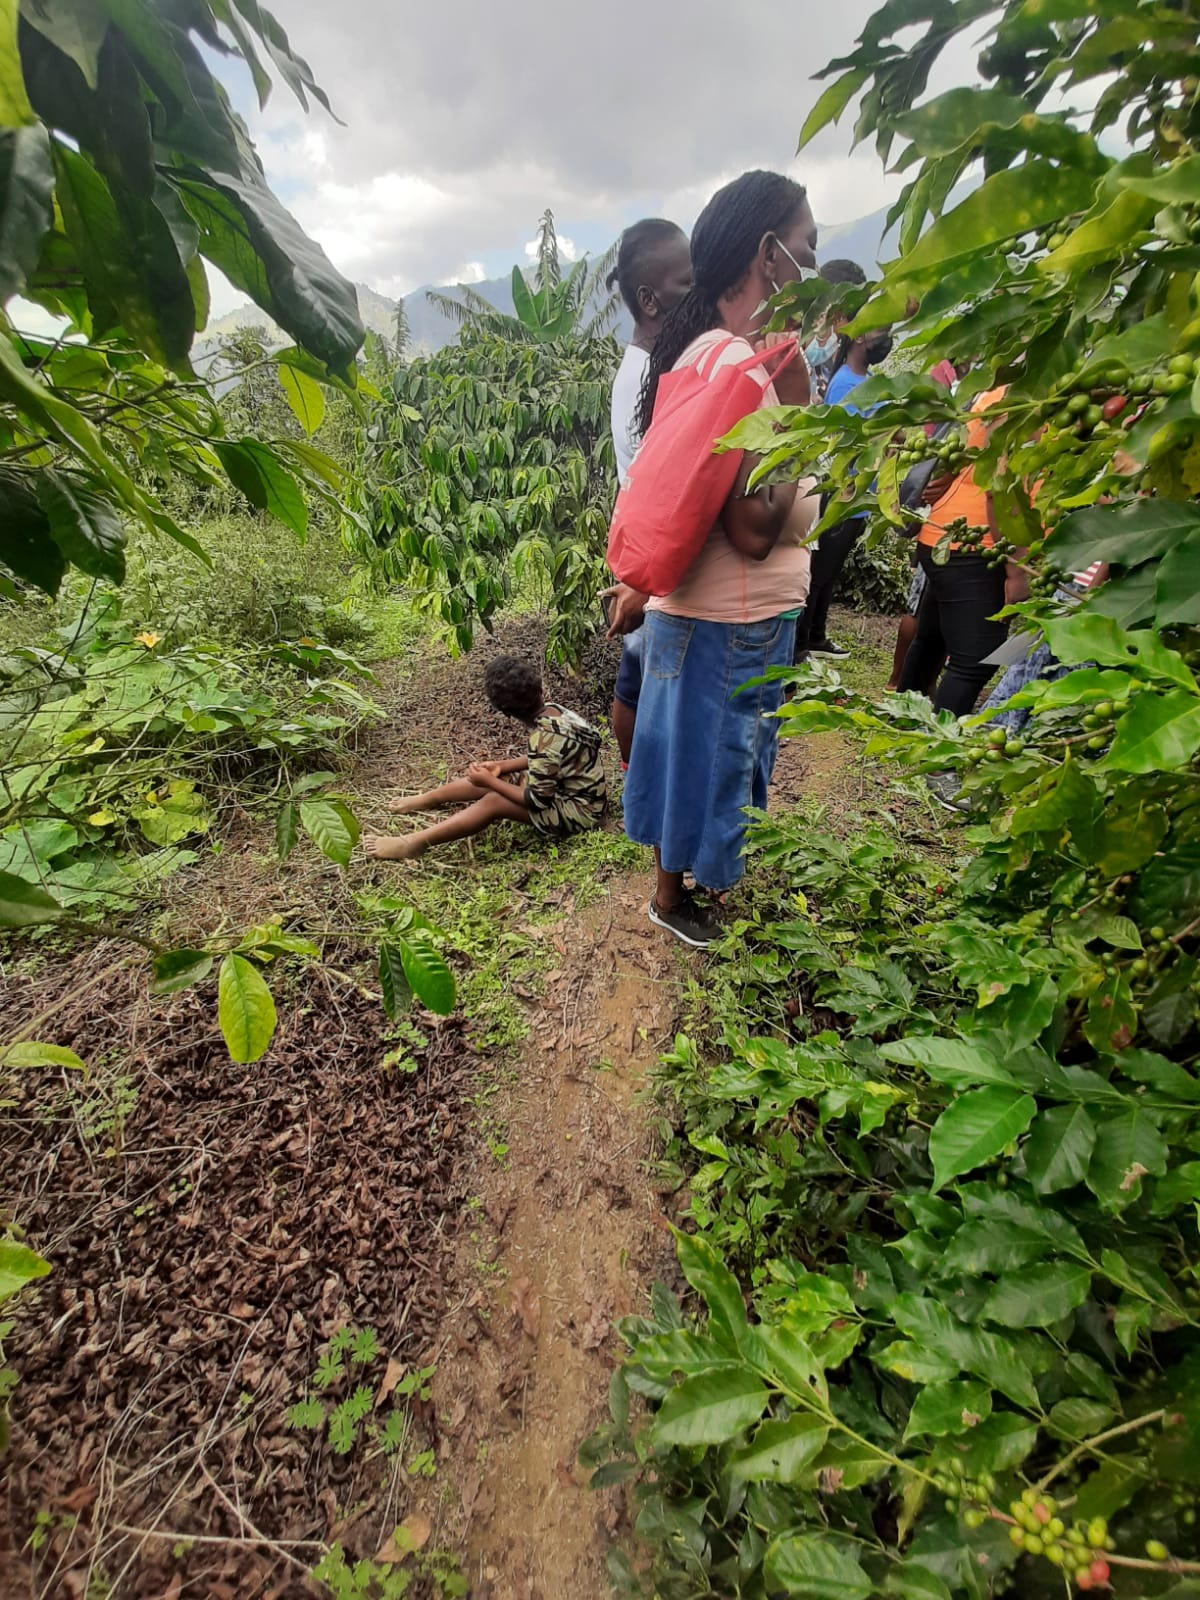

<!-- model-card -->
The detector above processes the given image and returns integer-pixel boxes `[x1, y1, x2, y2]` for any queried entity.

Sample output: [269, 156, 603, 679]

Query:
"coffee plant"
[346, 328, 618, 665]
[591, 2, 1200, 1596]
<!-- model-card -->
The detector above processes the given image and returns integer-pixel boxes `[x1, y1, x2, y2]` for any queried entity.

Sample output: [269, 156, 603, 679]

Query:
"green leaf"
[728, 1414, 828, 1482]
[675, 1230, 747, 1350]
[398, 930, 456, 1016]
[1024, 1105, 1097, 1195]
[891, 87, 1032, 159]
[1143, 957, 1198, 1047]
[1119, 154, 1200, 205]
[37, 471, 126, 583]
[378, 942, 412, 1020]
[1088, 1109, 1168, 1207]
[1047, 1397, 1115, 1440]
[884, 1564, 953, 1600]
[0, 124, 54, 300]
[0, 467, 62, 594]
[275, 801, 298, 861]
[0, 1239, 51, 1300]
[890, 1294, 1039, 1409]
[217, 952, 277, 1064]
[214, 438, 308, 538]
[860, 162, 1098, 325]
[1041, 612, 1196, 693]
[173, 172, 364, 376]
[982, 1263, 1092, 1329]
[277, 363, 326, 435]
[1135, 845, 1200, 929]
[150, 949, 214, 997]
[904, 1379, 993, 1439]
[1046, 500, 1200, 576]
[928, 1087, 1036, 1190]
[0, 868, 62, 927]
[1103, 690, 1200, 774]
[763, 1534, 871, 1600]
[299, 798, 358, 866]
[1039, 190, 1157, 275]
[878, 1036, 1015, 1090]
[1156, 535, 1200, 628]
[0, 1041, 86, 1073]
[798, 68, 868, 149]
[652, 1365, 768, 1449]
[940, 1219, 1050, 1275]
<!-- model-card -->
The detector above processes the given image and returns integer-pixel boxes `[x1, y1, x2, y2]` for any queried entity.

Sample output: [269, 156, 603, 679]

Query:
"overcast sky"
[212, 0, 926, 316]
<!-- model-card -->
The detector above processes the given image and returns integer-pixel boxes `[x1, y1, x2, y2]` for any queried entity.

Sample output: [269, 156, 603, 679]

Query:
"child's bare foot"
[386, 796, 426, 815]
[363, 832, 423, 861]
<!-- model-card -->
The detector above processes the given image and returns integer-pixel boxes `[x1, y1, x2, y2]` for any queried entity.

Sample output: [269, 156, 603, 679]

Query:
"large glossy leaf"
[1134, 844, 1200, 929]
[217, 952, 277, 1064]
[651, 1366, 769, 1448]
[904, 1379, 993, 1439]
[1039, 190, 1156, 275]
[299, 798, 358, 865]
[0, 466, 63, 594]
[763, 1534, 872, 1600]
[878, 1035, 1015, 1089]
[0, 867, 62, 926]
[0, 1041, 86, 1072]
[37, 471, 126, 583]
[1040, 612, 1196, 692]
[728, 1414, 828, 1482]
[1088, 1108, 1168, 1207]
[675, 1230, 747, 1351]
[1156, 536, 1200, 628]
[982, 1263, 1091, 1328]
[274, 801, 298, 861]
[52, 143, 193, 369]
[150, 948, 214, 996]
[1046, 500, 1200, 574]
[890, 1293, 1038, 1408]
[1103, 690, 1200, 774]
[172, 171, 363, 376]
[940, 1218, 1050, 1274]
[398, 930, 456, 1016]
[0, 124, 54, 300]
[0, 0, 36, 120]
[0, 1239, 51, 1300]
[378, 942, 413, 1020]
[277, 363, 326, 435]
[214, 438, 308, 537]
[1024, 1104, 1096, 1195]
[891, 86, 1031, 159]
[928, 1087, 1036, 1190]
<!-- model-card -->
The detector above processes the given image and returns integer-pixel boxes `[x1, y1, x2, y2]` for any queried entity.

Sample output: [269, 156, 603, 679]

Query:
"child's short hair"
[483, 654, 543, 720]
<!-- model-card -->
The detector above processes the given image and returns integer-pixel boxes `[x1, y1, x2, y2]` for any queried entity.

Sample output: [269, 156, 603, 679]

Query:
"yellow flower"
[135, 630, 160, 648]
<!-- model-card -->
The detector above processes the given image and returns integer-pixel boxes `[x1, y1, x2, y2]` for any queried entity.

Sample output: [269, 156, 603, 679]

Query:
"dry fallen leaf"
[509, 1275, 541, 1339]
[376, 1355, 405, 1408]
[378, 1510, 432, 1562]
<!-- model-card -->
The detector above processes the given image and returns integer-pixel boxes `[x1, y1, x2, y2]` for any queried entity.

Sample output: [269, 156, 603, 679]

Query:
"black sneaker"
[808, 638, 850, 658]
[925, 771, 969, 815]
[648, 890, 722, 949]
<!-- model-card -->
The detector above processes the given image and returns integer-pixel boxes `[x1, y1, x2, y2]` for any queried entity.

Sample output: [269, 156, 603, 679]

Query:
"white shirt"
[610, 343, 650, 488]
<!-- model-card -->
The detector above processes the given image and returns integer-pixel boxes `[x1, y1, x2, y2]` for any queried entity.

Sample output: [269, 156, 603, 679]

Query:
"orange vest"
[917, 386, 1008, 549]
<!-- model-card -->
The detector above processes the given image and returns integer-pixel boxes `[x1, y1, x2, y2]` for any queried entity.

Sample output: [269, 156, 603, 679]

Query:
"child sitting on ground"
[363, 655, 607, 862]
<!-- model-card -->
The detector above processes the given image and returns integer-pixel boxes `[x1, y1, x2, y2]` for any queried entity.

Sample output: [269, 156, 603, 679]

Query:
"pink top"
[648, 330, 818, 625]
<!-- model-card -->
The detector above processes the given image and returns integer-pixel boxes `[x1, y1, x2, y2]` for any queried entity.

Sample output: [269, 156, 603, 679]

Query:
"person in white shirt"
[603, 219, 691, 765]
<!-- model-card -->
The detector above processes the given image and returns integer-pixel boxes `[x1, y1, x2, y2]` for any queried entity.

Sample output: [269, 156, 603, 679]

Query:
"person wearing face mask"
[610, 169, 820, 949]
[804, 258, 868, 399]
[793, 308, 894, 662]
[603, 219, 692, 767]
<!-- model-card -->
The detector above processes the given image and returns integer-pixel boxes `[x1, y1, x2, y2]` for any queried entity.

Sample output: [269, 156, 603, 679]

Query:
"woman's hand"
[756, 331, 810, 409]
[603, 583, 649, 638]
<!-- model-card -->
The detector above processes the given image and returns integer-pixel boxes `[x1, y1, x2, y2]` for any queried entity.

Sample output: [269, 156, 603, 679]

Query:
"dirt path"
[422, 873, 681, 1599]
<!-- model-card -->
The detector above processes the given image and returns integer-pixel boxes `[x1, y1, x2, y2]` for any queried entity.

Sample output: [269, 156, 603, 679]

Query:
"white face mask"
[770, 238, 818, 295]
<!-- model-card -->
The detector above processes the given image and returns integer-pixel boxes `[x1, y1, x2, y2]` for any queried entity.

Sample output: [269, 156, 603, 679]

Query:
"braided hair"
[606, 218, 686, 318]
[819, 258, 867, 381]
[634, 170, 809, 439]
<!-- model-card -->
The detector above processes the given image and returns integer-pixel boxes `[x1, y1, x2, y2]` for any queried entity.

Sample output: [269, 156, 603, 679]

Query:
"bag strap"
[735, 337, 799, 387]
[694, 335, 739, 380]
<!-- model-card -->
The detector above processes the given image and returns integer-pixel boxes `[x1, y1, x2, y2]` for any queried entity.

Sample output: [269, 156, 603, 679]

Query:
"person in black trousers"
[898, 542, 1010, 715]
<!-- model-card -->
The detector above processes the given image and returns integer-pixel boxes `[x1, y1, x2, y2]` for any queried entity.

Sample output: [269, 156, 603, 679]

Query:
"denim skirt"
[623, 610, 796, 891]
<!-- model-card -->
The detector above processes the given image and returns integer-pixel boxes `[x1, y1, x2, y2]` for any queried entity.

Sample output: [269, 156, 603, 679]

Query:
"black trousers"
[794, 516, 864, 657]
[898, 545, 1008, 717]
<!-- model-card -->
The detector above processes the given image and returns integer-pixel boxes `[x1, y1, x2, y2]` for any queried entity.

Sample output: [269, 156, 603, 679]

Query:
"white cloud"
[210, 0, 977, 299]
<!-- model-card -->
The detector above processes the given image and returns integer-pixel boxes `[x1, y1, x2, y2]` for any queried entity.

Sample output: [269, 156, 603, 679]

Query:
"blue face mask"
[805, 331, 837, 367]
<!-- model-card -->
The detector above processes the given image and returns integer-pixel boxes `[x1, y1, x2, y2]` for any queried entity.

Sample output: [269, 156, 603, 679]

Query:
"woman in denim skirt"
[618, 170, 822, 948]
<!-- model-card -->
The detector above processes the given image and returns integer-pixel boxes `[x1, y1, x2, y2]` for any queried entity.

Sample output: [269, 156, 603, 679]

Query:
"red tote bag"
[606, 335, 797, 597]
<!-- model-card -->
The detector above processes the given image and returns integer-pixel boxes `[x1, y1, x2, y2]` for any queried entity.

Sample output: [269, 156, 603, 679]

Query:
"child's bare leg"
[366, 791, 530, 861]
[388, 778, 485, 814]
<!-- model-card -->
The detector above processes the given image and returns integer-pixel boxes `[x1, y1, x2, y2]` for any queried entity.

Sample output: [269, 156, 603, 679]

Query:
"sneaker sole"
[809, 646, 849, 658]
[647, 901, 716, 949]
